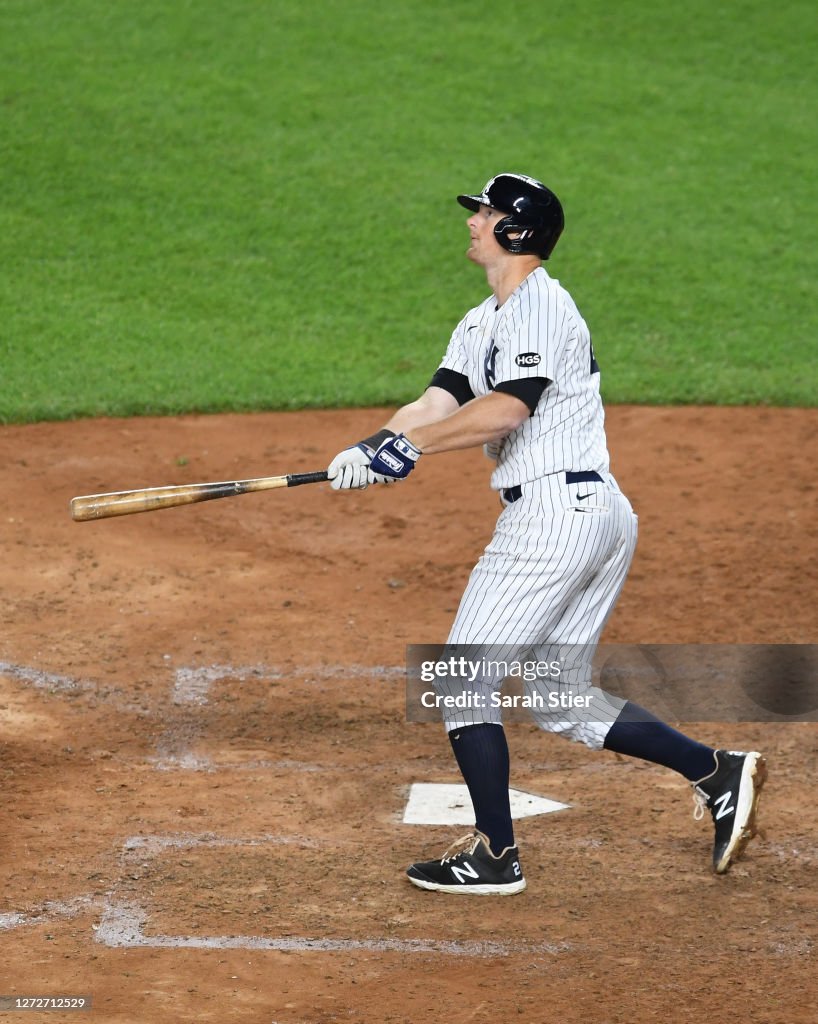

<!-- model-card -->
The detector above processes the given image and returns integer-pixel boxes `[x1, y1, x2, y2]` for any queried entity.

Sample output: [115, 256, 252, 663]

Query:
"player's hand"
[369, 434, 422, 480]
[328, 432, 401, 490]
[328, 446, 374, 490]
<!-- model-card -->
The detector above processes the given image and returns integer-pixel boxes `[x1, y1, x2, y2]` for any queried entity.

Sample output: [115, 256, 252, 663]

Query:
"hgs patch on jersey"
[515, 352, 541, 367]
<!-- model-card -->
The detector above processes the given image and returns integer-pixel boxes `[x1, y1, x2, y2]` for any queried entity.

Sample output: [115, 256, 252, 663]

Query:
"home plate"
[403, 783, 569, 825]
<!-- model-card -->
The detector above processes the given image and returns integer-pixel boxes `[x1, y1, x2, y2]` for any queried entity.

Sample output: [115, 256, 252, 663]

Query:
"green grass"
[1, 0, 816, 421]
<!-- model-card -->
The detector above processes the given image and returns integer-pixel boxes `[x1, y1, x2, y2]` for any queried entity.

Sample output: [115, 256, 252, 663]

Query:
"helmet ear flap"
[494, 216, 536, 256]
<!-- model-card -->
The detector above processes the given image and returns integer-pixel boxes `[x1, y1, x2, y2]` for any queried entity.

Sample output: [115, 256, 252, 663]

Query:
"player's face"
[466, 205, 506, 265]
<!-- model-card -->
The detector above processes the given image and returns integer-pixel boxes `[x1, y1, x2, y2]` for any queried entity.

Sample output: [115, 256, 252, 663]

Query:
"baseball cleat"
[406, 830, 526, 895]
[692, 750, 767, 874]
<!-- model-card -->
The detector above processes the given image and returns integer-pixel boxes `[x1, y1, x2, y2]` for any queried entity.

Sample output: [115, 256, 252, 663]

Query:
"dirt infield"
[1, 406, 816, 1024]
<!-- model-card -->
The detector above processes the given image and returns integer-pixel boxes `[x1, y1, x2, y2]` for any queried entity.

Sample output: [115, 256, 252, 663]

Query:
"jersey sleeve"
[436, 316, 470, 376]
[493, 275, 568, 385]
[426, 316, 476, 403]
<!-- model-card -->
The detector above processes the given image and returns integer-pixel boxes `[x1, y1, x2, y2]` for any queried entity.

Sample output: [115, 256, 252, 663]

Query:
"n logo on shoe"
[713, 791, 735, 819]
[451, 861, 480, 884]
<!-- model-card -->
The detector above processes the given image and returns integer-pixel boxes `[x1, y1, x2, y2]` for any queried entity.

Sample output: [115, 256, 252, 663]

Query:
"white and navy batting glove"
[327, 446, 374, 490]
[328, 429, 400, 491]
[369, 433, 422, 480]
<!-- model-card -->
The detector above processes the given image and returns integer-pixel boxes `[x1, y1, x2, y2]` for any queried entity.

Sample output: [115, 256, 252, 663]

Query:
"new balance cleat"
[406, 830, 526, 895]
[692, 750, 767, 874]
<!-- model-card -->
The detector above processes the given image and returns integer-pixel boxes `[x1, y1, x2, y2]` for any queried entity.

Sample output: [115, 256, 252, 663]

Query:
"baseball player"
[328, 173, 766, 894]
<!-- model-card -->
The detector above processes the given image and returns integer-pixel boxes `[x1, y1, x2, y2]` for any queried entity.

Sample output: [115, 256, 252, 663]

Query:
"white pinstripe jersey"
[437, 267, 610, 490]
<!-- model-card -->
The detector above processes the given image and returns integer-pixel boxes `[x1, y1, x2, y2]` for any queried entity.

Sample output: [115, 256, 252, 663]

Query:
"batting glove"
[369, 434, 422, 480]
[328, 446, 374, 490]
[328, 429, 400, 490]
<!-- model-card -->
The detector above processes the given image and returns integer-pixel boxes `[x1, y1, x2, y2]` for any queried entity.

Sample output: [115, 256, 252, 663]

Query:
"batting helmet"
[457, 173, 564, 260]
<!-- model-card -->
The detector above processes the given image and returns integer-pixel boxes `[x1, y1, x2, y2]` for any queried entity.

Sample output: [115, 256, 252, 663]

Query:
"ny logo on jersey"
[484, 341, 498, 390]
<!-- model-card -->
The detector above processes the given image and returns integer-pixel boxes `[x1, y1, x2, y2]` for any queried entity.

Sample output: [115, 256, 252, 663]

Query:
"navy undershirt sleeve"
[427, 368, 476, 406]
[494, 377, 549, 414]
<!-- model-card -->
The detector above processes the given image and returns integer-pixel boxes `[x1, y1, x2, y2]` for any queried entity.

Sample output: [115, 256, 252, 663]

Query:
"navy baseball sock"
[604, 701, 716, 781]
[448, 723, 516, 856]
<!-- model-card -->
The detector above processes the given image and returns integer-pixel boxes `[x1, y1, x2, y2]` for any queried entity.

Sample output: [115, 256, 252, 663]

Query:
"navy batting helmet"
[457, 173, 564, 260]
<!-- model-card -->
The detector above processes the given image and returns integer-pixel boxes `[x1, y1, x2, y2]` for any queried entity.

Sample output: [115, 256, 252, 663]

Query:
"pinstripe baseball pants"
[440, 470, 638, 748]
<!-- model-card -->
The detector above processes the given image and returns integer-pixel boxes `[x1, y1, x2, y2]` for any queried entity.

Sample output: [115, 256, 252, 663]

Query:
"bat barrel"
[70, 471, 329, 521]
[70, 481, 241, 521]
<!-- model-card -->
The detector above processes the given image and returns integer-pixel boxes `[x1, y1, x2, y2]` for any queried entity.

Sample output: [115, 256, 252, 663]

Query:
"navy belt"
[502, 471, 603, 505]
[566, 471, 604, 484]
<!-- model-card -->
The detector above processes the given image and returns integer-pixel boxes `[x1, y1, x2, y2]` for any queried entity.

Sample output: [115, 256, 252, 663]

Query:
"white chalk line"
[156, 662, 405, 770]
[121, 832, 319, 857]
[0, 835, 319, 935]
[101, 832, 568, 958]
[2, 660, 405, 711]
[4, 833, 813, 960]
[93, 900, 568, 958]
[170, 664, 283, 706]
[159, 663, 288, 771]
[0, 836, 318, 936]
[147, 755, 330, 773]
[2, 659, 405, 772]
[0, 894, 98, 932]
[0, 661, 149, 716]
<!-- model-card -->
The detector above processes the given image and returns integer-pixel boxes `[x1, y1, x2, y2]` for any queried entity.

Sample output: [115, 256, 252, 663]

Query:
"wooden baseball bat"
[70, 470, 329, 521]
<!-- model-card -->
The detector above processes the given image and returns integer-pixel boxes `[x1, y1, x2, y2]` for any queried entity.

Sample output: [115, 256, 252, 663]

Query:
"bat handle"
[287, 470, 329, 487]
